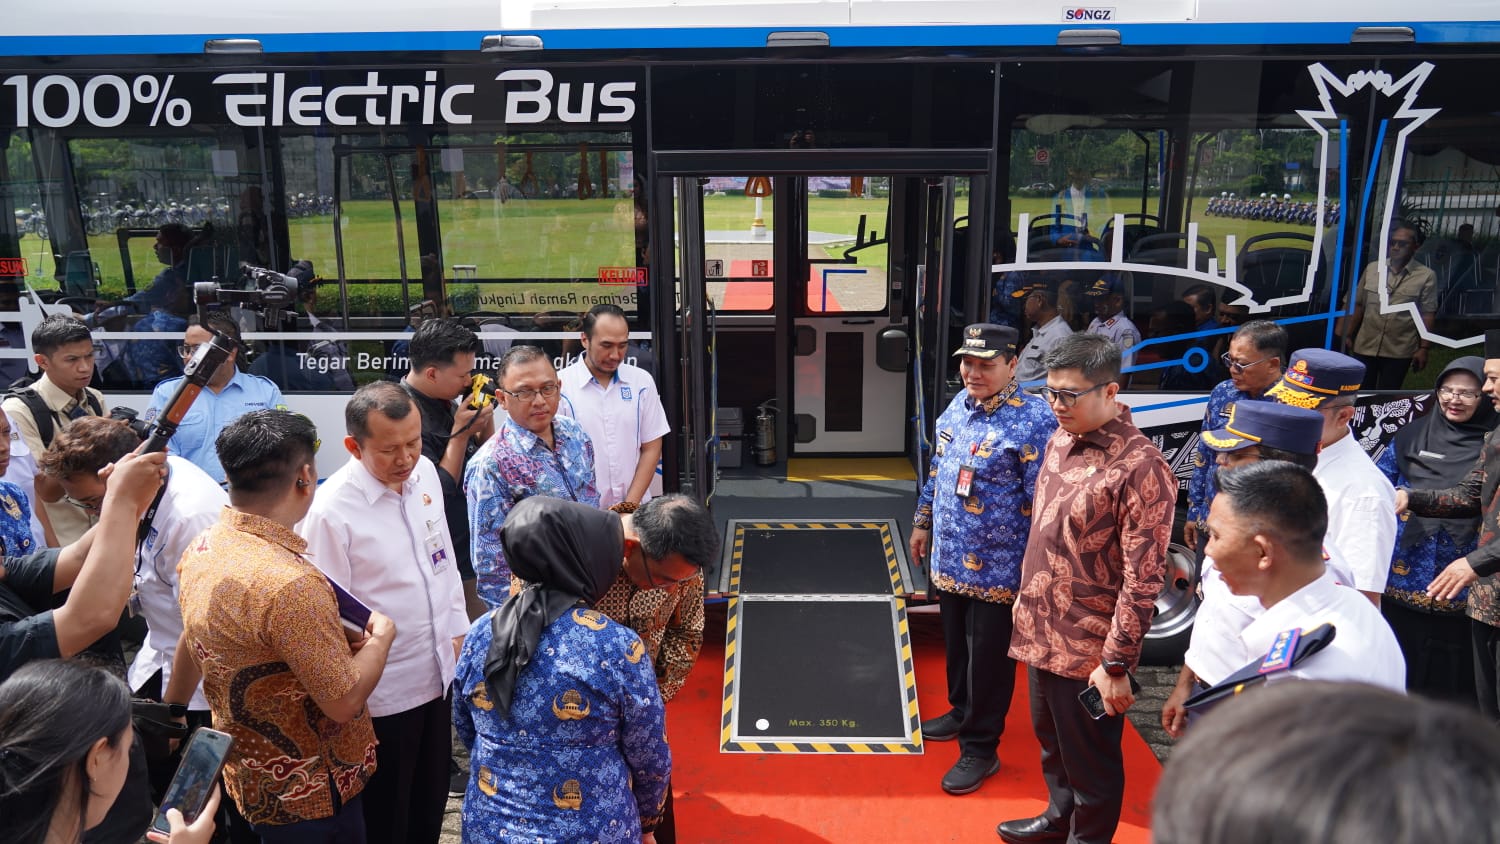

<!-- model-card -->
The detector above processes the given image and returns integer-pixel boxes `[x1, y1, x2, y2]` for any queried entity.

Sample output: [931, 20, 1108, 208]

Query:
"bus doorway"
[660, 167, 985, 505]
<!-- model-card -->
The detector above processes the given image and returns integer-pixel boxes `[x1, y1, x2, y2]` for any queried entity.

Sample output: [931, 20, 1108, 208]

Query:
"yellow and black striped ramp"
[720, 520, 912, 596]
[720, 594, 923, 754]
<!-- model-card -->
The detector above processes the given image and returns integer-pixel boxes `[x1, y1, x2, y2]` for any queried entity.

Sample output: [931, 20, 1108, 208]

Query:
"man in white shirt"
[559, 304, 670, 510]
[301, 382, 468, 844]
[1014, 282, 1073, 384]
[1267, 349, 1397, 603]
[1082, 274, 1139, 372]
[1205, 460, 1404, 691]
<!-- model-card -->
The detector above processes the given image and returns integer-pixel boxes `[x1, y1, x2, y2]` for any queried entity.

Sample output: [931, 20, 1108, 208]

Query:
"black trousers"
[1028, 667, 1125, 844]
[1354, 353, 1412, 391]
[1382, 602, 1476, 704]
[1473, 620, 1500, 723]
[363, 695, 452, 844]
[938, 591, 1018, 760]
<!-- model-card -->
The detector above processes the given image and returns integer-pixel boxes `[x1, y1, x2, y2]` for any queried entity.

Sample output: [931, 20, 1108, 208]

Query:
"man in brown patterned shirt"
[1399, 328, 1500, 722]
[1001, 333, 1175, 844]
[177, 410, 397, 841]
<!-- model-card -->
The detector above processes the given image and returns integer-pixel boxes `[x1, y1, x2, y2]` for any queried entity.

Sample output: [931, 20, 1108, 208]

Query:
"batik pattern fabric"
[1377, 450, 1471, 613]
[1186, 381, 1271, 527]
[465, 415, 599, 608]
[1406, 431, 1500, 627]
[0, 480, 35, 557]
[914, 385, 1056, 603]
[1010, 408, 1175, 678]
[453, 607, 670, 844]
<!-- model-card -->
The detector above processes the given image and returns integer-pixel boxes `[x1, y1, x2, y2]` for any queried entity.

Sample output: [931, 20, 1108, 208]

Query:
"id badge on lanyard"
[955, 443, 977, 497]
[424, 520, 451, 574]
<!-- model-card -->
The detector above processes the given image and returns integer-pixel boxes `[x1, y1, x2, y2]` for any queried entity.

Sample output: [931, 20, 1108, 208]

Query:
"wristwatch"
[1102, 659, 1129, 678]
[167, 702, 189, 719]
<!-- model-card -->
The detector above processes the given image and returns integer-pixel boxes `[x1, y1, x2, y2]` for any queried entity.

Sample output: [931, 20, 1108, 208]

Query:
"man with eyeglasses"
[1338, 222, 1438, 390]
[1001, 333, 1175, 844]
[144, 311, 285, 486]
[1267, 348, 1396, 605]
[1184, 320, 1288, 554]
[910, 323, 1056, 797]
[1014, 282, 1073, 384]
[466, 344, 599, 609]
[1398, 329, 1500, 721]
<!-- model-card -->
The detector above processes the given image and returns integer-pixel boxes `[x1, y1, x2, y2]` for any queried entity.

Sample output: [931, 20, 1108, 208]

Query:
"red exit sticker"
[598, 267, 648, 286]
[0, 258, 26, 278]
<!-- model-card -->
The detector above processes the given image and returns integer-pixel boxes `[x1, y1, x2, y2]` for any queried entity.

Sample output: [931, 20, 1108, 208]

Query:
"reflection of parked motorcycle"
[14, 204, 48, 240]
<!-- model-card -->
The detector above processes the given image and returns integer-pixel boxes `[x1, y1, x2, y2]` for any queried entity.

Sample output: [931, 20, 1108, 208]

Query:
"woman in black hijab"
[1378, 356, 1499, 701]
[451, 497, 670, 844]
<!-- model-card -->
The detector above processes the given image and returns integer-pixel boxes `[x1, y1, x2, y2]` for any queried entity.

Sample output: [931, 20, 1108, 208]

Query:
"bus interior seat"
[1100, 214, 1162, 258]
[62, 251, 99, 299]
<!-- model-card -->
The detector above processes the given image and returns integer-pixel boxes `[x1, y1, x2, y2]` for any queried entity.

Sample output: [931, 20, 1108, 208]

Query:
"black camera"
[194, 260, 316, 327]
[109, 407, 154, 441]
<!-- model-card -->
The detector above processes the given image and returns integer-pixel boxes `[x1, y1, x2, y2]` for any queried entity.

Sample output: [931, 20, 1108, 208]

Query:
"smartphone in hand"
[148, 728, 233, 838]
[1078, 673, 1143, 719]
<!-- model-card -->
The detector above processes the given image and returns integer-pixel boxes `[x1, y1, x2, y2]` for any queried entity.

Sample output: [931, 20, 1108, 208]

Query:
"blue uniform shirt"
[914, 384, 1057, 603]
[0, 480, 35, 557]
[145, 369, 286, 484]
[464, 415, 599, 608]
[1187, 381, 1274, 528]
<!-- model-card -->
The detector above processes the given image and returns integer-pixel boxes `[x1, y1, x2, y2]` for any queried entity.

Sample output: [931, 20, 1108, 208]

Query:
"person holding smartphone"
[176, 410, 396, 841]
[1002, 334, 1175, 844]
[0, 659, 219, 844]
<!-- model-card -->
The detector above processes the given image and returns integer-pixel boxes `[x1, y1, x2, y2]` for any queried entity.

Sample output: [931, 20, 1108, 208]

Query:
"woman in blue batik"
[1380, 356, 1498, 702]
[453, 496, 670, 843]
[0, 411, 35, 556]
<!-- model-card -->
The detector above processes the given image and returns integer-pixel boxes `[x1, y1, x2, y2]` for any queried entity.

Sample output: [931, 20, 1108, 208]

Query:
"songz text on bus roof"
[2, 69, 635, 129]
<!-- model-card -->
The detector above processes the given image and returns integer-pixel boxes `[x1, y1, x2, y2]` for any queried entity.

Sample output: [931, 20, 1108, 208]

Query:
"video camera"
[109, 407, 154, 441]
[194, 260, 317, 327]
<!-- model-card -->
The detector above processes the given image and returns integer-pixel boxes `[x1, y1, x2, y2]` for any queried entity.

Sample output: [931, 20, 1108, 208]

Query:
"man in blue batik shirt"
[1184, 320, 1287, 553]
[909, 323, 1057, 797]
[465, 345, 599, 609]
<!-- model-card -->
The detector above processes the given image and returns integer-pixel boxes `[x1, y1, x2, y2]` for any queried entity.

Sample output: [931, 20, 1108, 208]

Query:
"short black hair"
[1044, 332, 1121, 384]
[1233, 320, 1288, 363]
[217, 410, 317, 500]
[1251, 444, 1318, 472]
[31, 314, 92, 357]
[1213, 459, 1327, 560]
[408, 318, 480, 372]
[1154, 681, 1500, 844]
[39, 417, 139, 479]
[581, 304, 629, 339]
[187, 310, 245, 368]
[345, 381, 416, 443]
[1393, 220, 1426, 247]
[497, 345, 553, 381]
[632, 494, 719, 570]
[1183, 284, 1217, 311]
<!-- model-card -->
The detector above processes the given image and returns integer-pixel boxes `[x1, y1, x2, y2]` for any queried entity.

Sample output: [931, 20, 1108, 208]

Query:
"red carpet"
[667, 604, 1159, 843]
[718, 260, 845, 311]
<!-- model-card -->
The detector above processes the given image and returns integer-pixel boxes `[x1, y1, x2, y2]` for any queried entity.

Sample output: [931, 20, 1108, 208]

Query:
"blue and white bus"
[3, 0, 1497, 658]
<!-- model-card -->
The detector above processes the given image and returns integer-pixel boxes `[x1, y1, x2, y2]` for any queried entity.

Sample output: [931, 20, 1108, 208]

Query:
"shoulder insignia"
[625, 639, 646, 664]
[572, 608, 608, 630]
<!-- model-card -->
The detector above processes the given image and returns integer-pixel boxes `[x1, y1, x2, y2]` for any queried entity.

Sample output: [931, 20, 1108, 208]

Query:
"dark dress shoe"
[921, 710, 962, 742]
[940, 754, 999, 794]
[996, 815, 1068, 842]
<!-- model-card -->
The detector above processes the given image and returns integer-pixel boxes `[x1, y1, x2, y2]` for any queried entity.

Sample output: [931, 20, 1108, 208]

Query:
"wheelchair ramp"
[719, 520, 922, 754]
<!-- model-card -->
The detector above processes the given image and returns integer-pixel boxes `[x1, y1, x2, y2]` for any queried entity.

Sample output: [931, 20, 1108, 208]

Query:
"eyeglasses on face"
[500, 383, 560, 402]
[178, 344, 201, 358]
[64, 493, 103, 513]
[1437, 386, 1480, 401]
[1035, 382, 1108, 408]
[1220, 353, 1275, 375]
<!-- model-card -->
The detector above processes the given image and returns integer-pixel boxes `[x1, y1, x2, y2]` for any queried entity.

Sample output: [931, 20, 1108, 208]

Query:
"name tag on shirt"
[620, 386, 632, 401]
[1418, 450, 1444, 459]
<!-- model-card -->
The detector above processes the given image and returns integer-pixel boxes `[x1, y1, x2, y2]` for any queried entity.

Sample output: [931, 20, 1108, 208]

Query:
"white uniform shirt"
[127, 456, 228, 710]
[301, 454, 469, 718]
[1017, 315, 1073, 384]
[1085, 313, 1140, 370]
[1239, 569, 1405, 690]
[1313, 432, 1397, 593]
[2, 410, 46, 548]
[558, 359, 671, 509]
[1186, 550, 1357, 686]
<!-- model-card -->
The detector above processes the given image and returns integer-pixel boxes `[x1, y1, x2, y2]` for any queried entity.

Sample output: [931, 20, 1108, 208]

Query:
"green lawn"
[18, 192, 1324, 316]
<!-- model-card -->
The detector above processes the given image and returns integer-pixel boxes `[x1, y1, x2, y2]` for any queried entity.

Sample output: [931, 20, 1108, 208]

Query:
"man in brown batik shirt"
[1000, 333, 1175, 844]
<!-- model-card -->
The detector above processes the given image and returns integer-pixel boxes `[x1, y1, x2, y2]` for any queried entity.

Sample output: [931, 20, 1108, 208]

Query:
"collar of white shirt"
[1239, 569, 1342, 659]
[348, 456, 416, 504]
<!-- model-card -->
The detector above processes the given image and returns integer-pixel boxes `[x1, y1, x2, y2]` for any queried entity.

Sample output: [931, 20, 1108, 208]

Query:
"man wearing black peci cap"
[1399, 329, 1500, 721]
[910, 324, 1057, 795]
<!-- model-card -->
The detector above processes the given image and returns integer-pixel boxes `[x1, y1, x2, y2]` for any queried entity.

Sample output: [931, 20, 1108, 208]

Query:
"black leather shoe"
[996, 816, 1068, 842]
[921, 710, 962, 742]
[940, 754, 999, 794]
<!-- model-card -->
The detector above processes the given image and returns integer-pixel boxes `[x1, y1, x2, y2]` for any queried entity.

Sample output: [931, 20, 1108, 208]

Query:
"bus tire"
[1140, 540, 1199, 666]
